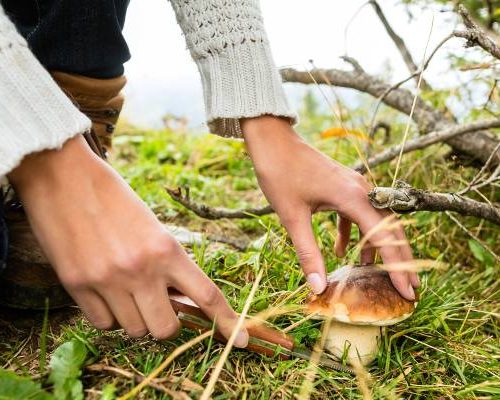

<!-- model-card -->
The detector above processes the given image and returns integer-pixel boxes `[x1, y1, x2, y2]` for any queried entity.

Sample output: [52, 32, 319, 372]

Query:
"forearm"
[0, 5, 90, 178]
[168, 0, 297, 138]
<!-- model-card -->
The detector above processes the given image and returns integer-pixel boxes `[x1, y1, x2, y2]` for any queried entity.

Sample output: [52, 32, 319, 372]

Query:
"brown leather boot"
[51, 71, 127, 158]
[0, 73, 126, 310]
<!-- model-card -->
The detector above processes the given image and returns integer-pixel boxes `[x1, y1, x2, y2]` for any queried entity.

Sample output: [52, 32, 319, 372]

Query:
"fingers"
[281, 211, 326, 294]
[133, 283, 180, 340]
[101, 290, 148, 337]
[170, 253, 248, 348]
[393, 224, 420, 289]
[357, 210, 416, 301]
[359, 232, 376, 265]
[70, 289, 115, 330]
[335, 216, 351, 258]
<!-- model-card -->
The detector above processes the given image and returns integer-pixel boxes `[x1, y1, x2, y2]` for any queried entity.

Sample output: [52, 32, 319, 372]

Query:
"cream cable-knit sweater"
[0, 1, 296, 179]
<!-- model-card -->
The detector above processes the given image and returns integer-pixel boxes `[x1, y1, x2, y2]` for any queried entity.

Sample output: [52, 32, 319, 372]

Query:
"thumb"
[282, 211, 326, 294]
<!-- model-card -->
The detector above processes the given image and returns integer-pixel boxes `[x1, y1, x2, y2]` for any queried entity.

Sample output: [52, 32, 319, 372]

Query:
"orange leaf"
[320, 127, 370, 141]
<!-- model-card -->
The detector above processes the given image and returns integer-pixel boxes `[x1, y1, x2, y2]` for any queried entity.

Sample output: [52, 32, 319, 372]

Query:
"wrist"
[241, 115, 299, 143]
[8, 135, 101, 193]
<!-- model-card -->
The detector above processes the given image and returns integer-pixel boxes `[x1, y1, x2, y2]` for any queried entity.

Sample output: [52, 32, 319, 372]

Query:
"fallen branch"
[368, 182, 500, 225]
[166, 187, 273, 219]
[454, 5, 500, 60]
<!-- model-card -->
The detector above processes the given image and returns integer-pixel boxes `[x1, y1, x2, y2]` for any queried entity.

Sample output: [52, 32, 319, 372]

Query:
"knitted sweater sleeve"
[0, 5, 91, 179]
[169, 0, 297, 138]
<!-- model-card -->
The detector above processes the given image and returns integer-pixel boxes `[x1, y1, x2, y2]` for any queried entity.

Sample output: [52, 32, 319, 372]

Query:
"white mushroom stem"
[324, 321, 382, 366]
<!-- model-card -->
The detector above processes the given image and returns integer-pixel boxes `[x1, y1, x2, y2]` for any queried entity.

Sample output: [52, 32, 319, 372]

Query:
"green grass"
[0, 117, 498, 399]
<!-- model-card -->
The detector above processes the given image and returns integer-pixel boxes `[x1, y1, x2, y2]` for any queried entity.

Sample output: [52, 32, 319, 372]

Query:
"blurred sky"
[122, 0, 463, 129]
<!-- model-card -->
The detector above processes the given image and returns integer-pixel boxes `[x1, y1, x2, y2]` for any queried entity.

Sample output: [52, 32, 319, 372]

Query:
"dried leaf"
[320, 127, 370, 141]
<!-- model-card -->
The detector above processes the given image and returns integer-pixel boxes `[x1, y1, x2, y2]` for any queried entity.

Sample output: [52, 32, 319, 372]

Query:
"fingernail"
[307, 273, 326, 294]
[407, 283, 415, 301]
[234, 330, 249, 348]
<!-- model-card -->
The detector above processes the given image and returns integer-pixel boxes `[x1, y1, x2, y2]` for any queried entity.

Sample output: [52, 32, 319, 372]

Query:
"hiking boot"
[51, 71, 127, 158]
[0, 73, 126, 310]
[0, 195, 73, 310]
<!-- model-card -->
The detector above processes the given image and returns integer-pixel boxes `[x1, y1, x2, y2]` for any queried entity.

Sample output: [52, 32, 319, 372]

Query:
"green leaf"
[48, 340, 88, 400]
[468, 240, 494, 266]
[0, 369, 53, 400]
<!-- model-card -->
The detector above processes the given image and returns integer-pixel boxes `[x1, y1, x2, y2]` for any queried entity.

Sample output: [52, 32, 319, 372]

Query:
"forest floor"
[0, 120, 499, 399]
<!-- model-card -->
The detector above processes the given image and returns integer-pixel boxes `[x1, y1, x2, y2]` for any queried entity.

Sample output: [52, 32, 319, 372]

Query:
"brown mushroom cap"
[306, 265, 416, 325]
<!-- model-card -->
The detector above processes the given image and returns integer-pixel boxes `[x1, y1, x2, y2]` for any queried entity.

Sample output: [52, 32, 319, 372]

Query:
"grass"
[0, 111, 499, 399]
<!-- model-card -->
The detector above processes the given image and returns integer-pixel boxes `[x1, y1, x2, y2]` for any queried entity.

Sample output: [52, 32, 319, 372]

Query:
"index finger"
[167, 252, 249, 348]
[357, 210, 416, 301]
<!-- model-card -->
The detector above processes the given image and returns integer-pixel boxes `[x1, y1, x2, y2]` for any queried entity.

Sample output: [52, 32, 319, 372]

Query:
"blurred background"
[121, 0, 466, 131]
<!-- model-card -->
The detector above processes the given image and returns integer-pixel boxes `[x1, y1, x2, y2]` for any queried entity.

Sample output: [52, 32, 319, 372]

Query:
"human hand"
[242, 116, 419, 300]
[8, 136, 248, 345]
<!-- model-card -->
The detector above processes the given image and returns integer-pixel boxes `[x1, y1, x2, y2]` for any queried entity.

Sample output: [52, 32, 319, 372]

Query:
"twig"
[368, 183, 500, 225]
[356, 118, 500, 174]
[368, 33, 454, 137]
[118, 330, 213, 400]
[369, 121, 391, 144]
[369, 0, 432, 90]
[166, 187, 273, 219]
[445, 211, 500, 262]
[453, 5, 500, 60]
[392, 14, 434, 187]
[458, 141, 500, 195]
[86, 364, 191, 399]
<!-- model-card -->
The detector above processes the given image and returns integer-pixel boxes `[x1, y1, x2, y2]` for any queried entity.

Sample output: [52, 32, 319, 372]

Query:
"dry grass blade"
[392, 15, 434, 187]
[246, 304, 304, 329]
[199, 268, 264, 400]
[375, 259, 448, 273]
[87, 364, 191, 399]
[352, 360, 373, 400]
[297, 317, 333, 400]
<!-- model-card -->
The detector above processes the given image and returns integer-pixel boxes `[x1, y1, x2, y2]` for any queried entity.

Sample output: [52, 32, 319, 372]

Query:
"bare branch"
[369, 121, 391, 144]
[356, 119, 500, 174]
[281, 66, 442, 131]
[368, 34, 454, 136]
[368, 183, 500, 225]
[458, 141, 500, 195]
[166, 187, 273, 219]
[454, 5, 500, 60]
[340, 55, 365, 73]
[280, 66, 500, 166]
[368, 0, 432, 90]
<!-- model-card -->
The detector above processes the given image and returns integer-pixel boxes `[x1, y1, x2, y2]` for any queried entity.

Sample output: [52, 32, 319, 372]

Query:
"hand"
[8, 136, 248, 345]
[242, 116, 419, 300]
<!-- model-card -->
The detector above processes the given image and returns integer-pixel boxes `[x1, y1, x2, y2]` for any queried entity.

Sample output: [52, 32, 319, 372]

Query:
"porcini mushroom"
[306, 265, 416, 366]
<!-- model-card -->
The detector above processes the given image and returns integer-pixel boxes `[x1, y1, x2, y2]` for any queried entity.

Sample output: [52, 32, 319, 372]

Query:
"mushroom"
[306, 265, 416, 366]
